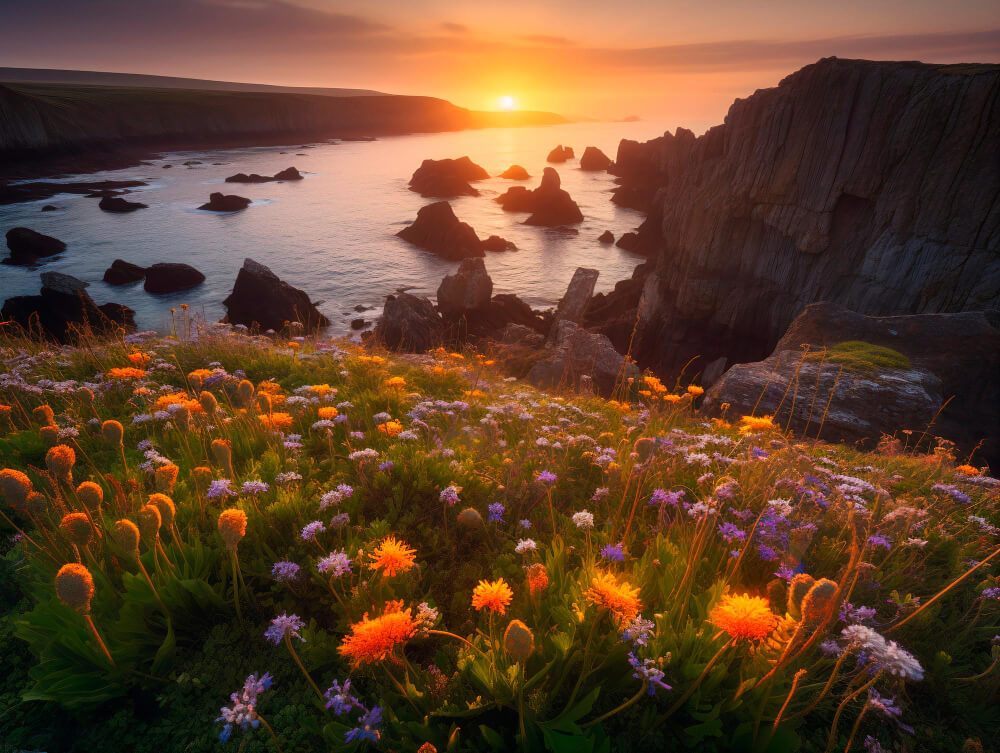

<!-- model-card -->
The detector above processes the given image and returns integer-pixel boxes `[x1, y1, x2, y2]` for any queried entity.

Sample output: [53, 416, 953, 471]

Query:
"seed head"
[33, 404, 55, 426]
[503, 619, 535, 662]
[55, 563, 95, 612]
[39, 425, 59, 447]
[199, 391, 218, 414]
[101, 420, 124, 447]
[45, 444, 76, 485]
[137, 503, 162, 540]
[148, 493, 176, 527]
[154, 464, 179, 493]
[76, 481, 103, 513]
[0, 468, 33, 510]
[113, 519, 141, 555]
[218, 508, 248, 550]
[61, 512, 94, 548]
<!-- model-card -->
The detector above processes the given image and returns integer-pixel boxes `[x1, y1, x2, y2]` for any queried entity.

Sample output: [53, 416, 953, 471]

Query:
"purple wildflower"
[627, 653, 672, 695]
[440, 485, 461, 506]
[264, 613, 305, 645]
[318, 550, 352, 577]
[345, 705, 382, 744]
[717, 522, 747, 543]
[325, 679, 360, 715]
[241, 480, 269, 495]
[536, 470, 558, 485]
[601, 543, 625, 562]
[301, 520, 326, 540]
[207, 479, 236, 499]
[271, 561, 300, 582]
[488, 502, 506, 523]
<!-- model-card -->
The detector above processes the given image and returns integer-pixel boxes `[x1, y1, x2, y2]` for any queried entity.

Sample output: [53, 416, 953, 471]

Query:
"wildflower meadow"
[0, 317, 998, 752]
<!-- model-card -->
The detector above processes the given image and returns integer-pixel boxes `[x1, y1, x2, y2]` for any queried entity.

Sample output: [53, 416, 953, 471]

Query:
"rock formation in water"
[1, 271, 134, 341]
[547, 145, 574, 163]
[373, 293, 443, 352]
[408, 157, 489, 198]
[500, 165, 530, 180]
[99, 195, 148, 212]
[144, 263, 206, 294]
[436, 258, 493, 317]
[396, 201, 484, 260]
[598, 231, 614, 244]
[225, 167, 303, 183]
[482, 235, 517, 252]
[579, 146, 612, 171]
[103, 259, 146, 285]
[596, 58, 1000, 383]
[495, 167, 583, 226]
[223, 258, 329, 332]
[703, 303, 1000, 465]
[198, 192, 252, 211]
[4, 226, 66, 265]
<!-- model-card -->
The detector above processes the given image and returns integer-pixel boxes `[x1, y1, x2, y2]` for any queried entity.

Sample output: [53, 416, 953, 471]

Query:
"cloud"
[440, 22, 468, 33]
[518, 34, 576, 46]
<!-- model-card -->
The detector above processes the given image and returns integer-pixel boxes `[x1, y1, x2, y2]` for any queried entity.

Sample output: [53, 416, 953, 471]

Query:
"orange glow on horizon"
[497, 95, 517, 111]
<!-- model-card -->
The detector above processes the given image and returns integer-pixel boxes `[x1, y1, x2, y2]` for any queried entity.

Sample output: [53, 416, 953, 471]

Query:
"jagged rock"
[408, 157, 488, 198]
[1, 272, 134, 342]
[373, 293, 443, 352]
[616, 232, 640, 252]
[351, 318, 368, 330]
[580, 146, 612, 171]
[608, 58, 1000, 380]
[198, 192, 251, 211]
[99, 195, 148, 212]
[144, 263, 206, 294]
[598, 231, 614, 244]
[103, 259, 147, 285]
[184, 160, 202, 165]
[437, 258, 493, 317]
[552, 268, 599, 333]
[482, 235, 517, 252]
[702, 356, 728, 388]
[501, 323, 545, 348]
[40, 205, 60, 212]
[527, 320, 639, 396]
[397, 201, 484, 260]
[495, 168, 583, 226]
[584, 261, 651, 353]
[703, 303, 1000, 465]
[4, 227, 66, 265]
[225, 167, 303, 183]
[222, 258, 329, 332]
[547, 145, 574, 163]
[500, 165, 530, 180]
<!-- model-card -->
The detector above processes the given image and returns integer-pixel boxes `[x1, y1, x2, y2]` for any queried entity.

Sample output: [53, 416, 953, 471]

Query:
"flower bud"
[39, 425, 59, 447]
[0, 468, 33, 510]
[256, 393, 272, 414]
[633, 437, 655, 463]
[112, 519, 141, 556]
[237, 379, 254, 406]
[77, 387, 95, 403]
[188, 372, 203, 391]
[173, 405, 191, 432]
[211, 439, 234, 477]
[46, 444, 76, 485]
[154, 464, 179, 493]
[503, 619, 535, 662]
[801, 578, 838, 624]
[218, 508, 248, 550]
[199, 390, 218, 414]
[76, 481, 103, 513]
[55, 563, 95, 612]
[61, 512, 94, 548]
[26, 491, 47, 517]
[456, 507, 484, 530]
[148, 493, 176, 527]
[192, 466, 213, 493]
[787, 573, 816, 621]
[101, 419, 124, 447]
[137, 504, 162, 541]
[527, 563, 549, 597]
[33, 404, 55, 426]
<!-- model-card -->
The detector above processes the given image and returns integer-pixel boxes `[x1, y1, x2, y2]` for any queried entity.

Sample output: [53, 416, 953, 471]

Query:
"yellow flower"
[955, 464, 981, 476]
[738, 415, 776, 434]
[259, 412, 294, 431]
[385, 376, 407, 389]
[471, 578, 514, 615]
[585, 572, 642, 626]
[309, 384, 335, 396]
[378, 420, 404, 437]
[107, 367, 146, 379]
[318, 406, 339, 419]
[709, 593, 777, 641]
[338, 600, 416, 667]
[687, 384, 704, 396]
[369, 535, 417, 577]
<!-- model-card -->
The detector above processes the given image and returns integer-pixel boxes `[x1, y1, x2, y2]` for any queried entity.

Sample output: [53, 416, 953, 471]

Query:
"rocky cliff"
[599, 58, 1000, 377]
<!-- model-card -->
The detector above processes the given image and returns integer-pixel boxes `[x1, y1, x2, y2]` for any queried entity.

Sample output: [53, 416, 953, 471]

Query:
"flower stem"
[284, 633, 325, 702]
[256, 713, 286, 753]
[84, 613, 115, 665]
[582, 680, 648, 729]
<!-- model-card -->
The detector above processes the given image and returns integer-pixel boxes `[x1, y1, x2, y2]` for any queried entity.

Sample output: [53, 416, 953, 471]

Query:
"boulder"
[527, 320, 639, 396]
[598, 230, 614, 244]
[500, 165, 530, 180]
[198, 192, 251, 211]
[547, 145, 574, 163]
[103, 259, 147, 285]
[225, 167, 302, 183]
[40, 205, 60, 212]
[99, 196, 148, 212]
[408, 157, 488, 198]
[551, 268, 599, 333]
[579, 146, 613, 171]
[703, 303, 1000, 465]
[373, 293, 443, 352]
[144, 263, 206, 294]
[495, 168, 583, 226]
[397, 201, 484, 260]
[615, 232, 640, 252]
[482, 235, 517, 252]
[1, 272, 134, 342]
[222, 258, 329, 332]
[4, 227, 66, 265]
[437, 258, 493, 317]
[351, 318, 368, 330]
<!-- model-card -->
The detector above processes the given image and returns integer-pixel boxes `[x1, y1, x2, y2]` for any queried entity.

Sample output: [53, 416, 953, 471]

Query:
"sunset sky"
[2, 0, 998, 130]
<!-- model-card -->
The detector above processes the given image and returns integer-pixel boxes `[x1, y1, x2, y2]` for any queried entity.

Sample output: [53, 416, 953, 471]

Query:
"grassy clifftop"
[0, 319, 997, 751]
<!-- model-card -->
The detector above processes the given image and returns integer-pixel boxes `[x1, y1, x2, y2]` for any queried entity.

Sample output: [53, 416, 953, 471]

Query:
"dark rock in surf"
[500, 165, 530, 180]
[397, 201, 484, 260]
[99, 195, 148, 212]
[547, 145, 574, 163]
[580, 146, 613, 171]
[4, 227, 66, 265]
[408, 157, 489, 198]
[198, 192, 251, 211]
[222, 258, 329, 332]
[144, 263, 206, 294]
[482, 235, 517, 252]
[103, 259, 147, 285]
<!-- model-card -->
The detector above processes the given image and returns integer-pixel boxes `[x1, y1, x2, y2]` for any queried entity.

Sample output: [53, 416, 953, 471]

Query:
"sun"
[497, 95, 517, 111]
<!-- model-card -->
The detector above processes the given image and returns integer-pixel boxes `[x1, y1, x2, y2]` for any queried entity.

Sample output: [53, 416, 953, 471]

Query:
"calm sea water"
[0, 121, 665, 336]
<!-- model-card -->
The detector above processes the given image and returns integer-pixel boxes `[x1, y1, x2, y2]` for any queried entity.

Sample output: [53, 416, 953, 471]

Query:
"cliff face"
[0, 82, 565, 159]
[608, 58, 1000, 376]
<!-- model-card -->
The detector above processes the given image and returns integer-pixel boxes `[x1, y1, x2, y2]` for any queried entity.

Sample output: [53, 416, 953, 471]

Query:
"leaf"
[479, 724, 506, 751]
[151, 616, 176, 675]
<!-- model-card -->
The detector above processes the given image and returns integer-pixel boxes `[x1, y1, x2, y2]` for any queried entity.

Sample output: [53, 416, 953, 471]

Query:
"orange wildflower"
[955, 464, 981, 476]
[107, 367, 146, 380]
[259, 412, 294, 431]
[218, 508, 248, 550]
[378, 420, 404, 437]
[471, 578, 514, 615]
[738, 415, 776, 435]
[127, 352, 151, 366]
[338, 600, 416, 667]
[317, 406, 339, 419]
[585, 572, 642, 626]
[687, 384, 705, 396]
[369, 535, 416, 577]
[709, 593, 777, 641]
[385, 376, 407, 389]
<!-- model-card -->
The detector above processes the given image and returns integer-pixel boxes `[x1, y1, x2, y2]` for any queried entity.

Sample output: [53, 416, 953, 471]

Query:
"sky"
[2, 0, 998, 130]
